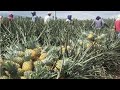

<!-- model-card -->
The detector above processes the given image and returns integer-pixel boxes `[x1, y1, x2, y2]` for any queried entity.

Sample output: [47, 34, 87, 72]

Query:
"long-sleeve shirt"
[44, 15, 51, 24]
[32, 15, 37, 22]
[115, 20, 120, 32]
[92, 19, 105, 29]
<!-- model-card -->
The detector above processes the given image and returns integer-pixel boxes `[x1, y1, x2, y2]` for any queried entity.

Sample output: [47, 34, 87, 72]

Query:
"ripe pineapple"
[62, 47, 65, 54]
[25, 49, 37, 59]
[54, 60, 63, 72]
[87, 33, 94, 40]
[20, 76, 27, 79]
[86, 43, 92, 48]
[18, 68, 24, 76]
[22, 60, 33, 71]
[33, 47, 42, 56]
[17, 51, 25, 57]
[0, 76, 9, 79]
[13, 57, 24, 66]
[67, 46, 71, 50]
[39, 52, 47, 61]
[61, 46, 71, 54]
[79, 40, 83, 45]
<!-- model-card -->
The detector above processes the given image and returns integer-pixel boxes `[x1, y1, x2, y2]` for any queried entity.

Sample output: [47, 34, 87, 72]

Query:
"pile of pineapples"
[0, 45, 62, 79]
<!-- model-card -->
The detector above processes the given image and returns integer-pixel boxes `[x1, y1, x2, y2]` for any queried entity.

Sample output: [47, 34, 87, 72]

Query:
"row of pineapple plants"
[1, 18, 120, 79]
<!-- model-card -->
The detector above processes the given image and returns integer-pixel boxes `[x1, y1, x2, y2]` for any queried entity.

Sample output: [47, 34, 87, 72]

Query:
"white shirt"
[66, 19, 70, 22]
[32, 15, 37, 22]
[44, 15, 51, 24]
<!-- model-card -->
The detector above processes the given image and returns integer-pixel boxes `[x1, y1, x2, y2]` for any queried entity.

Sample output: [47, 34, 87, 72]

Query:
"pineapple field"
[0, 17, 120, 79]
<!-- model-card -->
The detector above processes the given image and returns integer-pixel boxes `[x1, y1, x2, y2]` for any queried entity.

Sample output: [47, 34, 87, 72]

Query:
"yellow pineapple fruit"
[18, 68, 24, 76]
[17, 51, 25, 57]
[21, 76, 27, 79]
[54, 60, 63, 72]
[79, 41, 83, 45]
[39, 52, 47, 61]
[62, 47, 65, 54]
[87, 33, 94, 39]
[13, 57, 24, 66]
[25, 49, 37, 59]
[22, 60, 33, 71]
[86, 43, 92, 48]
[67, 46, 71, 50]
[0, 76, 9, 79]
[61, 46, 71, 54]
[33, 47, 42, 56]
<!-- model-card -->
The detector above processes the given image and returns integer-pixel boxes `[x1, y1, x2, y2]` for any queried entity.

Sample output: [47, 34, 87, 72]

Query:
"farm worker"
[91, 16, 109, 29]
[31, 11, 37, 22]
[44, 12, 52, 24]
[114, 14, 120, 38]
[8, 14, 14, 21]
[66, 15, 72, 23]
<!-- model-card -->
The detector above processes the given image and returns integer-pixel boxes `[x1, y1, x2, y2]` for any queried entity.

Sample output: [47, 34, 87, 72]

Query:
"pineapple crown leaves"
[29, 65, 57, 79]
[2, 61, 18, 78]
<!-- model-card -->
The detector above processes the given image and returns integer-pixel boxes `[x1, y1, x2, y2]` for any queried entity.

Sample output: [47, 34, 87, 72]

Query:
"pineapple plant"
[3, 61, 19, 79]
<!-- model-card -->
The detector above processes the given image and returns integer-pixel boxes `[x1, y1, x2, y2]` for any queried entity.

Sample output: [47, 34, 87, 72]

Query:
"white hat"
[48, 12, 52, 14]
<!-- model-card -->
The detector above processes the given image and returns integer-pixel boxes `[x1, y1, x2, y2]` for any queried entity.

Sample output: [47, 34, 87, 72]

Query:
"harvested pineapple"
[13, 57, 24, 65]
[25, 49, 37, 59]
[0, 76, 9, 79]
[17, 51, 25, 57]
[18, 68, 24, 76]
[87, 33, 94, 39]
[22, 60, 33, 71]
[54, 60, 63, 72]
[61, 46, 71, 54]
[62, 47, 65, 54]
[21, 76, 27, 79]
[86, 43, 92, 48]
[79, 41, 83, 45]
[33, 47, 42, 57]
[39, 52, 47, 61]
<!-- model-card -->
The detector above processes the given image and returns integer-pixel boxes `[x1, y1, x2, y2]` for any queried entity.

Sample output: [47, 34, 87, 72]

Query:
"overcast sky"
[0, 11, 120, 20]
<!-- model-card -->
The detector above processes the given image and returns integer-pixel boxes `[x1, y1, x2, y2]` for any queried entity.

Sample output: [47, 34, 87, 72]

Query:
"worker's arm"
[91, 20, 95, 26]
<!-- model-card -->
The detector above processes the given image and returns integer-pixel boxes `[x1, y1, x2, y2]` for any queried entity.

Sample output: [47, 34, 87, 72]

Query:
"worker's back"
[115, 15, 120, 32]
[44, 15, 50, 24]
[94, 19, 103, 28]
